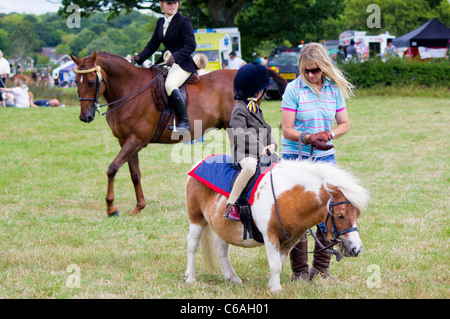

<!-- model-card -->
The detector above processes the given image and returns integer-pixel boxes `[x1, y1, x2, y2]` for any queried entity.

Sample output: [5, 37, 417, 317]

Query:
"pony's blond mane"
[278, 160, 370, 211]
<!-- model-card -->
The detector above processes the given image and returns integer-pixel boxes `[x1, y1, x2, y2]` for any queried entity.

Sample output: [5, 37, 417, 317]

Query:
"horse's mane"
[96, 51, 128, 62]
[278, 160, 370, 211]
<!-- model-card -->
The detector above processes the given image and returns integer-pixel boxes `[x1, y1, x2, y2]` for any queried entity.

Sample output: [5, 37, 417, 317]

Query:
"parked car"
[266, 46, 301, 99]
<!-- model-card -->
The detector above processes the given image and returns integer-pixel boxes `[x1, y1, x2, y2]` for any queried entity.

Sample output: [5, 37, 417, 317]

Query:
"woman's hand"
[308, 131, 334, 150]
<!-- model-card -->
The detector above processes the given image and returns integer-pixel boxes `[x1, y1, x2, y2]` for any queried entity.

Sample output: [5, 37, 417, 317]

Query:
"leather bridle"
[73, 64, 106, 108]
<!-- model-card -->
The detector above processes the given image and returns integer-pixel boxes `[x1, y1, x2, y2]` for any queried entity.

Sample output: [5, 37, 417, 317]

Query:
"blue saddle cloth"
[188, 154, 250, 198]
[189, 154, 275, 205]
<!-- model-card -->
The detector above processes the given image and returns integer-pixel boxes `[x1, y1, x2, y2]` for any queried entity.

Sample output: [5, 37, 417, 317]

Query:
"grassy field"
[0, 95, 448, 299]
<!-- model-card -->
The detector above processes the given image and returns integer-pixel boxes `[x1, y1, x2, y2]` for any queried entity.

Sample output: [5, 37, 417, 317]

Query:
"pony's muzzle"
[340, 231, 362, 257]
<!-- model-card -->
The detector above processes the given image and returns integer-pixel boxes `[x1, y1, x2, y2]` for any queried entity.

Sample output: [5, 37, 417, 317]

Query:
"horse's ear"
[91, 50, 97, 63]
[70, 53, 80, 65]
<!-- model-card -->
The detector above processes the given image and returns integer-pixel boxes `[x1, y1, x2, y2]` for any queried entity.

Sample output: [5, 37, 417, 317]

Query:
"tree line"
[1, 0, 448, 68]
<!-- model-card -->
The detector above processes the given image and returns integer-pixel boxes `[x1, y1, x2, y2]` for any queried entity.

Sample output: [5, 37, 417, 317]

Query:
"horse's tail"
[267, 67, 288, 96]
[200, 224, 220, 271]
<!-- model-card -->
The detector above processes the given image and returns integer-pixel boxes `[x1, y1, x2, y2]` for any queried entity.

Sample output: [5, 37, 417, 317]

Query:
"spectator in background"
[228, 51, 246, 69]
[53, 73, 60, 87]
[346, 39, 357, 61]
[29, 91, 65, 108]
[0, 50, 11, 108]
[384, 39, 398, 59]
[0, 79, 30, 108]
[336, 45, 346, 64]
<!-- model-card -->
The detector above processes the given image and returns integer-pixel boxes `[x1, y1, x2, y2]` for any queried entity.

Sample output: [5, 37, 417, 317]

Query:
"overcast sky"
[0, 0, 62, 15]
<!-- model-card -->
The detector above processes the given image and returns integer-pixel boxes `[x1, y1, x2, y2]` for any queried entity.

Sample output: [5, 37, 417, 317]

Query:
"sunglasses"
[304, 67, 321, 75]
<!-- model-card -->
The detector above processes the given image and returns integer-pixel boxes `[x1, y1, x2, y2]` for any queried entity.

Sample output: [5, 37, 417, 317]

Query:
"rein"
[73, 64, 169, 117]
[267, 150, 357, 262]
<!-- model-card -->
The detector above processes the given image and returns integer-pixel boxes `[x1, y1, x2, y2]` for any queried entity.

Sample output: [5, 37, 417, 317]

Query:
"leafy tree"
[237, 0, 344, 58]
[69, 28, 96, 56]
[58, 0, 252, 26]
[322, 0, 450, 39]
[0, 29, 9, 53]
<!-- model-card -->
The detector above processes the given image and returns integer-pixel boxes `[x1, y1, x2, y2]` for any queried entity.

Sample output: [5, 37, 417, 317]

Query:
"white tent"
[51, 60, 76, 87]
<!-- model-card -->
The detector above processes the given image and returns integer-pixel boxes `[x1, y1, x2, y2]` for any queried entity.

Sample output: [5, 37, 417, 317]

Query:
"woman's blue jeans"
[281, 153, 336, 233]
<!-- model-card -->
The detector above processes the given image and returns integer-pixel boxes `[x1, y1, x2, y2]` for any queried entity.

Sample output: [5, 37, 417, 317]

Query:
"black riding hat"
[233, 62, 272, 100]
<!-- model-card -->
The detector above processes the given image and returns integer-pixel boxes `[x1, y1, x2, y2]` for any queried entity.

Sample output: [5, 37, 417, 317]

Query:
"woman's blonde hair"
[298, 42, 355, 99]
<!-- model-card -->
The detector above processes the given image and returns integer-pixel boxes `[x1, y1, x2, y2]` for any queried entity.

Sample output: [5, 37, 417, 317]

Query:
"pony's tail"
[200, 224, 220, 271]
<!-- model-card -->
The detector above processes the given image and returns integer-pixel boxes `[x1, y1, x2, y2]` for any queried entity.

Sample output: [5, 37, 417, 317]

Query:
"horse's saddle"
[150, 65, 200, 112]
[188, 154, 279, 242]
[148, 65, 200, 143]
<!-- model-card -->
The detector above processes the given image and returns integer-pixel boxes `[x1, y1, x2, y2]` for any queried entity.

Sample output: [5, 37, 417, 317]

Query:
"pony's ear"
[70, 53, 80, 65]
[91, 50, 97, 63]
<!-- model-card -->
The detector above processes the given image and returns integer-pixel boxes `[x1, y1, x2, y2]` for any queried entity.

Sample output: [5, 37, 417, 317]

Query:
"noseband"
[73, 65, 106, 112]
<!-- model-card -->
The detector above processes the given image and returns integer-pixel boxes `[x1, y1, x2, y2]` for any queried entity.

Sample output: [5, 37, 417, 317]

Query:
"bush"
[341, 58, 450, 89]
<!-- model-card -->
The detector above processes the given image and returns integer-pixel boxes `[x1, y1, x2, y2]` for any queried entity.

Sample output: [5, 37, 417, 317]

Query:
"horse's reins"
[73, 63, 170, 117]
[267, 149, 356, 262]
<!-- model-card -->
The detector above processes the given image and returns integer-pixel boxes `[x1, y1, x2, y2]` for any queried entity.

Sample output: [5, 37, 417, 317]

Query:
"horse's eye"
[88, 80, 96, 87]
[337, 214, 344, 219]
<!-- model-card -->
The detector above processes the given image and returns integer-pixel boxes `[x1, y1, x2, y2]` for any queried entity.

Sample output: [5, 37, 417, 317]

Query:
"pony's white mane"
[277, 160, 370, 211]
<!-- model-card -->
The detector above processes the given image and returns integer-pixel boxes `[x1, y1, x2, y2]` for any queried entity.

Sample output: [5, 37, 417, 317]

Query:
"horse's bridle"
[73, 63, 169, 117]
[73, 65, 106, 113]
[326, 197, 358, 240]
[267, 151, 358, 262]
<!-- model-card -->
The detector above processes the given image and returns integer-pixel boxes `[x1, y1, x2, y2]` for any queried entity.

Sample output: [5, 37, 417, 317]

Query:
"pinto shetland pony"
[185, 159, 369, 292]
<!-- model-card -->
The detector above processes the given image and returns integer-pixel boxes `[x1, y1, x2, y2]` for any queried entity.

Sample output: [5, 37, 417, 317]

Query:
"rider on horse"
[223, 63, 278, 222]
[133, 0, 197, 132]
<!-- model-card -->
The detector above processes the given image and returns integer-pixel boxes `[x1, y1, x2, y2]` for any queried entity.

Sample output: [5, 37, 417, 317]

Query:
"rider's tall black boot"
[168, 88, 190, 132]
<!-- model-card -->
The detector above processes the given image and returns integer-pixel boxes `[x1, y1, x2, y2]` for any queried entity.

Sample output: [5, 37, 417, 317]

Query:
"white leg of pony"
[265, 240, 283, 292]
[185, 223, 205, 283]
[215, 236, 242, 284]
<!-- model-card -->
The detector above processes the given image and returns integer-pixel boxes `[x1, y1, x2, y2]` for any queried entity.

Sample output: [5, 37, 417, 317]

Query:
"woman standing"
[134, 0, 197, 132]
[281, 42, 355, 281]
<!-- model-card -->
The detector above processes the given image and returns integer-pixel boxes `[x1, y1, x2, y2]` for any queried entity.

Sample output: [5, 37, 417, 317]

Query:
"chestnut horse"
[70, 51, 287, 216]
[185, 160, 369, 292]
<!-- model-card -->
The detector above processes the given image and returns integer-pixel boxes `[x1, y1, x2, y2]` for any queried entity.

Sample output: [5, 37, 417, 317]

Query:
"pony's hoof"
[108, 210, 120, 217]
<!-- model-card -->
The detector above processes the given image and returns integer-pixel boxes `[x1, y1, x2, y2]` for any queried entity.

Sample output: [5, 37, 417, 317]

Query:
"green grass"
[0, 96, 448, 299]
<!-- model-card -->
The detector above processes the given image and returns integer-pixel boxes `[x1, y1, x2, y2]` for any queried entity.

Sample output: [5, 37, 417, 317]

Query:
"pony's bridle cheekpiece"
[73, 64, 105, 115]
[327, 197, 358, 240]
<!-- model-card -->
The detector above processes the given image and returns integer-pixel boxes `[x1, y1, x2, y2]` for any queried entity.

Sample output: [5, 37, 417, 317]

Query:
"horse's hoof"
[108, 210, 120, 217]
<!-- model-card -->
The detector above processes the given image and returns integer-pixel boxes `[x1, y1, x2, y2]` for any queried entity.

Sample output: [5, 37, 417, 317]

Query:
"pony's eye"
[337, 214, 344, 219]
[88, 80, 96, 87]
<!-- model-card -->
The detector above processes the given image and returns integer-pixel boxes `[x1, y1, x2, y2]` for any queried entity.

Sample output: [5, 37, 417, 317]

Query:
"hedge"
[340, 58, 450, 89]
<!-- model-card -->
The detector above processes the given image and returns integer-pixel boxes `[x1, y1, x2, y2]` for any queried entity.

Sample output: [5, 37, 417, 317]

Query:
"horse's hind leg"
[127, 153, 146, 215]
[185, 223, 205, 283]
[215, 237, 242, 284]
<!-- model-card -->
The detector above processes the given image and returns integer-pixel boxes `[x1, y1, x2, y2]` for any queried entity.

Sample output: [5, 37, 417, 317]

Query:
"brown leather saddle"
[149, 65, 200, 143]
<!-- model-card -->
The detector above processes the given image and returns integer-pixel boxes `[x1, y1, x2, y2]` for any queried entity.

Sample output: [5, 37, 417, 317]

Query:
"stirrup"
[223, 203, 240, 222]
